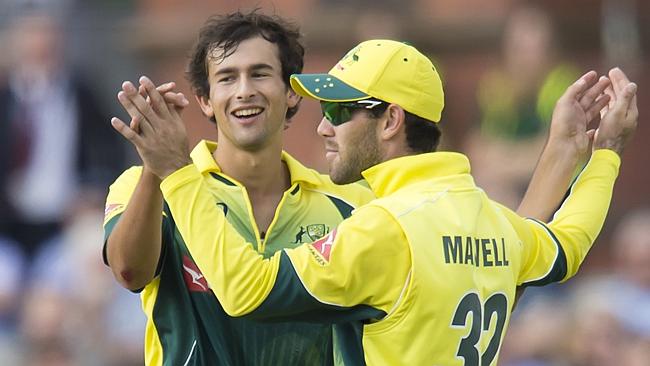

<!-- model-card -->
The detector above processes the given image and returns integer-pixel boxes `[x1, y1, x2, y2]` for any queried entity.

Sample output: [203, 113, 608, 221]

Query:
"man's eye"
[253, 73, 269, 78]
[218, 76, 234, 83]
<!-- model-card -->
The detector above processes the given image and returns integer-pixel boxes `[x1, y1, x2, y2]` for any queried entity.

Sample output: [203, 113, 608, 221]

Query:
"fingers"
[121, 80, 160, 129]
[138, 80, 175, 100]
[628, 92, 638, 121]
[162, 91, 190, 109]
[111, 117, 143, 145]
[609, 67, 631, 94]
[563, 70, 598, 101]
[117, 87, 155, 135]
[584, 94, 611, 122]
[609, 67, 639, 120]
[129, 115, 141, 133]
[593, 80, 637, 154]
[156, 81, 176, 94]
[621, 83, 638, 120]
[600, 83, 615, 119]
[611, 82, 637, 116]
[579, 76, 610, 111]
[139, 76, 171, 118]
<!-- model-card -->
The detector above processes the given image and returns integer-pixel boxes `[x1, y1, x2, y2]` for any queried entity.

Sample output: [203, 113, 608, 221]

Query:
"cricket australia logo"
[336, 45, 362, 71]
[293, 224, 330, 244]
[307, 224, 329, 241]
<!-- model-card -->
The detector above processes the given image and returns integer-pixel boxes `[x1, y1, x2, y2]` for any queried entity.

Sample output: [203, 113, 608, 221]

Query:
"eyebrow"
[213, 63, 275, 76]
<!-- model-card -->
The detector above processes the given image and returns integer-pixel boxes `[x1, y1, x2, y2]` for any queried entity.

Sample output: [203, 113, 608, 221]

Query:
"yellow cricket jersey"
[103, 140, 374, 366]
[160, 149, 620, 366]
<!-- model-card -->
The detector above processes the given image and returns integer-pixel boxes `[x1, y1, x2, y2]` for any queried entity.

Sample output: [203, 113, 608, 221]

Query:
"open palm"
[548, 71, 610, 159]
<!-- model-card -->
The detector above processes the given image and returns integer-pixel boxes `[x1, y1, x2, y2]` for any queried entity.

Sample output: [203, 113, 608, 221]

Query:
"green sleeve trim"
[102, 209, 170, 280]
[102, 214, 122, 266]
[247, 252, 386, 323]
[326, 195, 354, 219]
[522, 219, 568, 287]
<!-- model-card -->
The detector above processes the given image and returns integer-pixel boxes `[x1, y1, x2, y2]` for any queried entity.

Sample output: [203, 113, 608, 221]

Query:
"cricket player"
[104, 12, 372, 365]
[109, 26, 627, 366]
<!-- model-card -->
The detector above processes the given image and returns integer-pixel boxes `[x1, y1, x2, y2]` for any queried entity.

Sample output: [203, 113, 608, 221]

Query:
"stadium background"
[0, 0, 648, 364]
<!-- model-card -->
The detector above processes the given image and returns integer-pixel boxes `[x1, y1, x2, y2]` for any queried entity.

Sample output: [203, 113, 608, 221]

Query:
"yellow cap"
[290, 40, 444, 123]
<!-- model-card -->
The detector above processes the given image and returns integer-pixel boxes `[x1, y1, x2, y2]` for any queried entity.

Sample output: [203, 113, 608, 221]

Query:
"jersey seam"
[520, 218, 562, 285]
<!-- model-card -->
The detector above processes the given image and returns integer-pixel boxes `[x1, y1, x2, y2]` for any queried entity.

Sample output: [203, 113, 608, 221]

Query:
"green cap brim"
[290, 73, 369, 102]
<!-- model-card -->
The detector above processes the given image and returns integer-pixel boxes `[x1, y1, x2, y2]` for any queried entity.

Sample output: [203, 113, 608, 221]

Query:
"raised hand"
[516, 71, 611, 222]
[129, 81, 190, 133]
[593, 68, 638, 155]
[111, 76, 192, 179]
[547, 71, 611, 161]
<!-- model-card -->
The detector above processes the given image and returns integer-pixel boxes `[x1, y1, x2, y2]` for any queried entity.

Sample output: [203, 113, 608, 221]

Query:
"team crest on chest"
[307, 224, 329, 241]
[293, 224, 330, 244]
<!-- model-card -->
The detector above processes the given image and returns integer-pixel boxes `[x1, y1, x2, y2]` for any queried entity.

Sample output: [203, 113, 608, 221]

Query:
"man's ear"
[195, 94, 214, 119]
[379, 104, 406, 141]
[287, 88, 301, 109]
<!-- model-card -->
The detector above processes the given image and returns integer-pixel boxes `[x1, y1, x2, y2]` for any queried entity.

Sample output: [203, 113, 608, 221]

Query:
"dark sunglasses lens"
[321, 102, 352, 126]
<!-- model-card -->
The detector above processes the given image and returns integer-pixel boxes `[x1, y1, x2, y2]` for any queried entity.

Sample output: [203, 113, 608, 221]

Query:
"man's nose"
[235, 77, 256, 100]
[317, 116, 334, 137]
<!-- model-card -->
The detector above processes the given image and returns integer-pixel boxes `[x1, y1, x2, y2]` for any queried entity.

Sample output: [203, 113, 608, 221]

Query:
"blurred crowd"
[0, 0, 648, 365]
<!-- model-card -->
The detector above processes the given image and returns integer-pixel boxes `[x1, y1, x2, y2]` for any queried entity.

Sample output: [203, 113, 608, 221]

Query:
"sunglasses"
[320, 99, 387, 126]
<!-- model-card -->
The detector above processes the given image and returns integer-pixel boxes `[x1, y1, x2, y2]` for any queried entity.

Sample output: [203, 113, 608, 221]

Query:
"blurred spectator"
[465, 3, 578, 209]
[0, 9, 125, 260]
[0, 237, 25, 329]
[19, 199, 145, 365]
[499, 286, 570, 366]
[608, 209, 650, 345]
[501, 209, 650, 366]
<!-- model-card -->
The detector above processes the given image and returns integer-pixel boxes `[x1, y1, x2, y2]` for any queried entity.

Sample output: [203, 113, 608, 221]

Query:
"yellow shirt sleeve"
[284, 204, 411, 316]
[104, 166, 143, 225]
[161, 164, 410, 320]
[505, 149, 620, 285]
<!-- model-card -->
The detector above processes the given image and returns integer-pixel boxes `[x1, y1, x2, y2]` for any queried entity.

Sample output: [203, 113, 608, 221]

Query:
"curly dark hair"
[187, 11, 305, 121]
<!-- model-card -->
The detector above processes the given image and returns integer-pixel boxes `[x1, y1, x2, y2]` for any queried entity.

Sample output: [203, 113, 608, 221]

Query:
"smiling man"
[104, 12, 373, 365]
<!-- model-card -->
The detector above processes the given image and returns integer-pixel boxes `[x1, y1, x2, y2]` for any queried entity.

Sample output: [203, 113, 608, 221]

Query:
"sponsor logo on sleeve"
[309, 228, 337, 264]
[104, 203, 124, 219]
[182, 256, 210, 292]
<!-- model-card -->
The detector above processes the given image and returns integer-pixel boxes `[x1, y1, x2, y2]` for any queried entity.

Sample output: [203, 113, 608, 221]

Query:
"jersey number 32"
[451, 292, 508, 366]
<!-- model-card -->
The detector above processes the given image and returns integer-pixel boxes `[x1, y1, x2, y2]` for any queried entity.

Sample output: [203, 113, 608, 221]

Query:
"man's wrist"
[142, 166, 163, 184]
[593, 140, 623, 156]
[540, 139, 581, 167]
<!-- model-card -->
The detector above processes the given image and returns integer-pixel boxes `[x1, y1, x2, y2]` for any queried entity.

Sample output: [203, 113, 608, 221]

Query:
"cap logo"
[335, 44, 362, 71]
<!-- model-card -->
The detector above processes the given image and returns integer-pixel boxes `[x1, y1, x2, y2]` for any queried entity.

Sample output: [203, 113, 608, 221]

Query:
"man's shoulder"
[110, 166, 144, 189]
